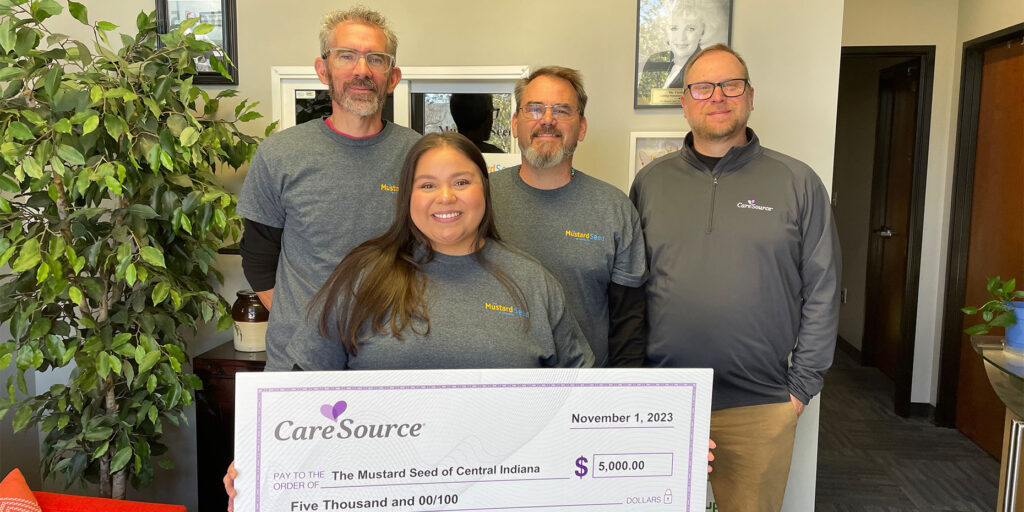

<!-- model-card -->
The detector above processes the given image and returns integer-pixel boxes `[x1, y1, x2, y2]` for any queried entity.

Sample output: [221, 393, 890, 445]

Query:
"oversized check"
[234, 368, 713, 511]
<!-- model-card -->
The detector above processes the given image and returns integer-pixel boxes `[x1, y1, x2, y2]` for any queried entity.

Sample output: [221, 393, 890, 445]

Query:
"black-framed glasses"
[518, 103, 578, 121]
[685, 78, 750, 100]
[323, 47, 395, 73]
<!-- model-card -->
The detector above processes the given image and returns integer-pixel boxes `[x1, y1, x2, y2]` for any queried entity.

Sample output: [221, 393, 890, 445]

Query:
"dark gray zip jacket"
[630, 129, 841, 410]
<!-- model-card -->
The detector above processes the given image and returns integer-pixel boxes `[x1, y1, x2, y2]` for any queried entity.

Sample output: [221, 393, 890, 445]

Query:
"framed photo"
[628, 131, 688, 184]
[156, 0, 238, 85]
[634, 0, 732, 108]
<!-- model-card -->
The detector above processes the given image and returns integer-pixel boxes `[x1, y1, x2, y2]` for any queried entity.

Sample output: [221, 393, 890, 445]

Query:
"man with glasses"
[236, 7, 420, 372]
[489, 67, 648, 368]
[631, 45, 840, 511]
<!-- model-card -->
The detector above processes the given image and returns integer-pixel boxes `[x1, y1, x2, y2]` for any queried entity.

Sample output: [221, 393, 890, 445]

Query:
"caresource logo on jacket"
[736, 199, 774, 212]
[273, 400, 425, 441]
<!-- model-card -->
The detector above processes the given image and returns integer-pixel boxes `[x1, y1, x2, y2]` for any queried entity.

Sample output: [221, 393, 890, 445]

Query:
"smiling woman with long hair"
[309, 131, 593, 369]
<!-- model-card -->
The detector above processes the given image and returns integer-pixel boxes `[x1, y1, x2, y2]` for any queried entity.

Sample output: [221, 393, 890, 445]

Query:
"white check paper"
[234, 368, 713, 511]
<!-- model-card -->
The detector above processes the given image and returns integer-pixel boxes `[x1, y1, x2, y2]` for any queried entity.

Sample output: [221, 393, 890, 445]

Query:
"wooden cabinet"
[193, 341, 266, 512]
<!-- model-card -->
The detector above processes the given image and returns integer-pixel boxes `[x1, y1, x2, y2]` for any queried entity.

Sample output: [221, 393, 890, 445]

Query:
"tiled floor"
[815, 350, 1000, 511]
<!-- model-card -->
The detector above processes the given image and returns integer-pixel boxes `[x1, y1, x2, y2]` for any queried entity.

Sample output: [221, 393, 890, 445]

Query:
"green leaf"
[216, 313, 233, 331]
[104, 175, 122, 196]
[91, 440, 109, 460]
[180, 214, 192, 234]
[35, 261, 49, 283]
[179, 126, 199, 147]
[68, 1, 88, 24]
[208, 55, 231, 80]
[962, 306, 978, 315]
[11, 238, 41, 272]
[140, 246, 166, 268]
[12, 405, 32, 432]
[964, 324, 990, 335]
[56, 144, 85, 166]
[192, 23, 214, 35]
[22, 156, 43, 178]
[83, 426, 112, 442]
[8, 121, 33, 141]
[110, 446, 132, 473]
[108, 354, 122, 375]
[125, 263, 137, 286]
[52, 118, 72, 133]
[146, 374, 157, 393]
[82, 114, 99, 134]
[0, 20, 15, 53]
[30, 0, 62, 22]
[0, 67, 22, 82]
[239, 111, 263, 122]
[138, 350, 160, 374]
[96, 21, 118, 32]
[148, 405, 158, 424]
[151, 282, 170, 305]
[103, 115, 124, 140]
[96, 351, 109, 378]
[159, 150, 173, 170]
[68, 286, 83, 306]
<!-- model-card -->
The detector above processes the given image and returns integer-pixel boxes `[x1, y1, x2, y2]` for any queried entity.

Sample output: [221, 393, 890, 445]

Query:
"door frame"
[841, 46, 934, 417]
[936, 23, 1024, 427]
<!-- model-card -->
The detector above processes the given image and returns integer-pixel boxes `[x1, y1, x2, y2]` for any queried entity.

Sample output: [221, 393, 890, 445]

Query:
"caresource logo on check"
[236, 369, 713, 511]
[272, 400, 425, 442]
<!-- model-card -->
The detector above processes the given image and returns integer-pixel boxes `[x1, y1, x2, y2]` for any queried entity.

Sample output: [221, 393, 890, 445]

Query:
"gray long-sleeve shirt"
[631, 129, 841, 410]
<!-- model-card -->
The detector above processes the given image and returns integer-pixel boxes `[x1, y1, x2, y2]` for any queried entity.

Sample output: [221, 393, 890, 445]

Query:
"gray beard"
[521, 141, 575, 169]
[329, 77, 385, 117]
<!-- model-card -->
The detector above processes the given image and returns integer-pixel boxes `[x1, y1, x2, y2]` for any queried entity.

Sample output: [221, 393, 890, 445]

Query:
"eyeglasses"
[685, 78, 750, 100]
[323, 47, 395, 73]
[518, 103, 578, 121]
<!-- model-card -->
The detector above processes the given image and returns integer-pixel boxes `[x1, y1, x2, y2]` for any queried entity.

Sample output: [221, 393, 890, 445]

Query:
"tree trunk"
[113, 470, 127, 500]
[98, 377, 123, 499]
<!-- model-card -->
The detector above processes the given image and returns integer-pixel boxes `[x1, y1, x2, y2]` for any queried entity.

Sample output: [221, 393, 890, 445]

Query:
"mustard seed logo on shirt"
[485, 301, 530, 318]
[380, 183, 399, 194]
[737, 199, 774, 212]
[564, 229, 605, 242]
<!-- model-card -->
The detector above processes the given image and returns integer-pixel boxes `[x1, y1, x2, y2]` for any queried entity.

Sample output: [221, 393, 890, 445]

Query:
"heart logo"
[320, 401, 347, 421]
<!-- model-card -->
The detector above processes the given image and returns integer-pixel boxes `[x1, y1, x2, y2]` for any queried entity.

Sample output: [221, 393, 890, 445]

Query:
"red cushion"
[0, 469, 42, 512]
[32, 491, 186, 512]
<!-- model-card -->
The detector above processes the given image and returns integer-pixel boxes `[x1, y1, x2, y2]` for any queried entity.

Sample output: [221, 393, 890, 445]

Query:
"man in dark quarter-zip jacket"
[630, 44, 841, 512]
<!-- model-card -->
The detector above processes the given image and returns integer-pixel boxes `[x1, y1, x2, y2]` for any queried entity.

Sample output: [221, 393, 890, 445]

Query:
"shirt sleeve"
[607, 282, 647, 367]
[610, 201, 648, 288]
[787, 173, 842, 404]
[237, 149, 286, 228]
[240, 218, 283, 292]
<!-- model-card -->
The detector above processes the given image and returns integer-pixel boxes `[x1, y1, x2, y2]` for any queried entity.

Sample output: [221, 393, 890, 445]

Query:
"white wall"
[6, 1, 845, 509]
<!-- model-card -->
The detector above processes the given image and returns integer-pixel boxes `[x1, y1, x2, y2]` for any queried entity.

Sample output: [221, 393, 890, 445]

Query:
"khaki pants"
[708, 401, 798, 512]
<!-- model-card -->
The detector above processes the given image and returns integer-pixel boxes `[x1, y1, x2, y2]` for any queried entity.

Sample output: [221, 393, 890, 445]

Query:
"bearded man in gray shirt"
[631, 45, 840, 511]
[237, 7, 420, 372]
[490, 67, 647, 368]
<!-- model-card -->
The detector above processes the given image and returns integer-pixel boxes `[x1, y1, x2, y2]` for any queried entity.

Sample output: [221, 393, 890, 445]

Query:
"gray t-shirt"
[237, 119, 421, 371]
[489, 167, 647, 366]
[345, 241, 594, 370]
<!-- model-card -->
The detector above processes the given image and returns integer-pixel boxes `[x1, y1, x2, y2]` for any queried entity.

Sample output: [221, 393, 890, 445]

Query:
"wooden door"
[955, 39, 1024, 459]
[863, 60, 919, 382]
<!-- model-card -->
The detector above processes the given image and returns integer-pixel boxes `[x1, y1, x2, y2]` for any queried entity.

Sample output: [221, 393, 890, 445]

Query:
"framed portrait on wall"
[634, 0, 732, 108]
[628, 131, 688, 183]
[156, 0, 238, 85]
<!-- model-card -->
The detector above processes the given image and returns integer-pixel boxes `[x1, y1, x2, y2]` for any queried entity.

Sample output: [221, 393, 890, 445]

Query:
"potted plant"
[0, 0, 271, 499]
[962, 275, 1024, 351]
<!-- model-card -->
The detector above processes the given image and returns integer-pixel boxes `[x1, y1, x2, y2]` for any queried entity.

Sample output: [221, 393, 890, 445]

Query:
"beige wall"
[20, 1, 844, 508]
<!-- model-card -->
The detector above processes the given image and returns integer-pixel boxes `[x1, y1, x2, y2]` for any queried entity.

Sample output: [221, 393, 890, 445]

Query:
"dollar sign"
[574, 456, 588, 478]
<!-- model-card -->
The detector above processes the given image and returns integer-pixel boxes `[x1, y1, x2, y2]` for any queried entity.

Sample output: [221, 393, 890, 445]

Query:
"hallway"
[816, 349, 1000, 510]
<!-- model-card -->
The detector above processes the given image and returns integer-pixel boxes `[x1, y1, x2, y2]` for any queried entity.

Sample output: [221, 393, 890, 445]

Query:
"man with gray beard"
[489, 67, 647, 367]
[236, 6, 420, 372]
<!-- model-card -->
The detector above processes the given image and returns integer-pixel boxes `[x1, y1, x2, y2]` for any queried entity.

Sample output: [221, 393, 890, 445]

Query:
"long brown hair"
[310, 131, 527, 355]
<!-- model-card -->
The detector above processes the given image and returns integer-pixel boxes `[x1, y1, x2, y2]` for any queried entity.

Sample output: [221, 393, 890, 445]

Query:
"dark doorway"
[938, 24, 1024, 459]
[832, 46, 934, 417]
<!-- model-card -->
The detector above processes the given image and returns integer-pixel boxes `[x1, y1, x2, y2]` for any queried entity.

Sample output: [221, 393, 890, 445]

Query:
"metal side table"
[972, 335, 1024, 511]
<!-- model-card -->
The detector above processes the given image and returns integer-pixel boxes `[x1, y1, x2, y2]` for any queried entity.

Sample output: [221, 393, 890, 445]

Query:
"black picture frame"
[633, 0, 733, 109]
[155, 0, 238, 85]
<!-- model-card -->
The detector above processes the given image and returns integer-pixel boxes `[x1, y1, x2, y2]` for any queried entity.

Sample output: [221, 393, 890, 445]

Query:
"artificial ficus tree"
[0, 0, 272, 499]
